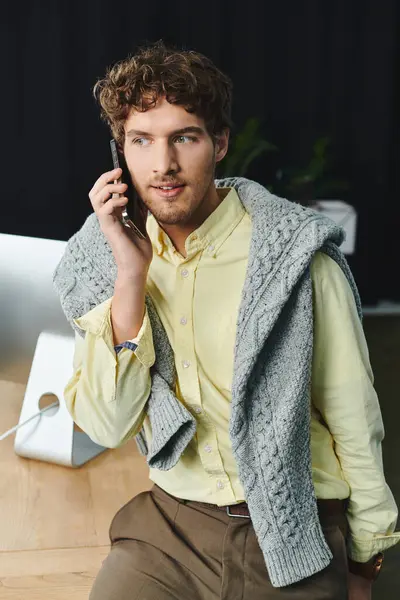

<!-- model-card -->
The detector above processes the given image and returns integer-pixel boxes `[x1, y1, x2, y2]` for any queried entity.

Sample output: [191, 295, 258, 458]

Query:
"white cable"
[0, 402, 59, 441]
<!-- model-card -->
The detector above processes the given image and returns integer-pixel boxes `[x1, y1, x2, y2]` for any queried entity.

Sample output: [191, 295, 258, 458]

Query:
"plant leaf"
[308, 156, 326, 179]
[239, 140, 277, 176]
[220, 117, 277, 178]
[313, 137, 330, 158]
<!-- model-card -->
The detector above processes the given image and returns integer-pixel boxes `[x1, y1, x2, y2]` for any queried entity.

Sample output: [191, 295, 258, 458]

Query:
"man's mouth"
[151, 184, 186, 199]
[152, 184, 185, 190]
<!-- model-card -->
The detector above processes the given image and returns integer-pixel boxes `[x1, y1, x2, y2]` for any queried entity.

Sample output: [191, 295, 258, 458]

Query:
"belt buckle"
[226, 505, 250, 519]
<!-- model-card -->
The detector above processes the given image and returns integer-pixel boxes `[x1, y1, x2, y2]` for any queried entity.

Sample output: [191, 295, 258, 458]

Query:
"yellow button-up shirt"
[65, 188, 400, 562]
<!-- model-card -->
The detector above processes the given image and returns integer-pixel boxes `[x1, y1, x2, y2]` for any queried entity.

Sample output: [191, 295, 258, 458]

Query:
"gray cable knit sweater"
[53, 177, 362, 587]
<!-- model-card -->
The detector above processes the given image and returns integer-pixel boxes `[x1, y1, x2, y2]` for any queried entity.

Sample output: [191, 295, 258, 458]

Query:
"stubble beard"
[138, 160, 216, 227]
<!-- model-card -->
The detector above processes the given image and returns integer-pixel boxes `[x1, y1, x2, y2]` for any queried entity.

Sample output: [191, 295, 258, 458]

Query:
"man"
[53, 41, 399, 599]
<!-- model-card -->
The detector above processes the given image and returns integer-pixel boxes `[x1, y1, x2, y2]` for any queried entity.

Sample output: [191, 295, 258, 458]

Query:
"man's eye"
[133, 138, 150, 146]
[175, 135, 195, 144]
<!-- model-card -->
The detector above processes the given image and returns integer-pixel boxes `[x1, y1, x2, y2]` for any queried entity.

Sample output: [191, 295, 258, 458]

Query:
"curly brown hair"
[93, 40, 233, 149]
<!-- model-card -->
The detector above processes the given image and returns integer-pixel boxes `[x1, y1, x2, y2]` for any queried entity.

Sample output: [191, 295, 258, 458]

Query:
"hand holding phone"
[110, 139, 146, 239]
[88, 157, 152, 280]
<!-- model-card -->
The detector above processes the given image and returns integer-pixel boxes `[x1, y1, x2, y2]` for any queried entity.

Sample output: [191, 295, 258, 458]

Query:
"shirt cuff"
[347, 531, 400, 562]
[73, 297, 155, 368]
[73, 297, 113, 335]
[112, 306, 155, 368]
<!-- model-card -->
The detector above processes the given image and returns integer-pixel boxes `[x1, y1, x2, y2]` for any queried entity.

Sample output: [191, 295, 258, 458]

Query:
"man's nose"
[152, 142, 179, 174]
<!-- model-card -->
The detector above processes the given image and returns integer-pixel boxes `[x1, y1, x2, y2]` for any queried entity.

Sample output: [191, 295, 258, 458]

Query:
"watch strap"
[348, 552, 384, 581]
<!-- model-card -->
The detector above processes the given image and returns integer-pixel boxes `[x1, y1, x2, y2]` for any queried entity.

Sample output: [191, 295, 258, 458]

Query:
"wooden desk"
[0, 379, 152, 599]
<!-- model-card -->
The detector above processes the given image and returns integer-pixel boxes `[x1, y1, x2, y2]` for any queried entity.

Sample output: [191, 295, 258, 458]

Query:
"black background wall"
[2, 0, 399, 304]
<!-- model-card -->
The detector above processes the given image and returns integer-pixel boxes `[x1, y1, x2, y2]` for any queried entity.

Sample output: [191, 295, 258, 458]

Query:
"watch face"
[373, 553, 384, 580]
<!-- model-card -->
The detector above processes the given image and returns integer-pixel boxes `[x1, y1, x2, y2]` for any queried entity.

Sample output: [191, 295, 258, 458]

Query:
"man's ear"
[215, 129, 230, 163]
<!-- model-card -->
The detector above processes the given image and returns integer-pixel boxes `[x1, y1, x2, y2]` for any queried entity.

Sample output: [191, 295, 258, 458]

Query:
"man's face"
[123, 97, 228, 226]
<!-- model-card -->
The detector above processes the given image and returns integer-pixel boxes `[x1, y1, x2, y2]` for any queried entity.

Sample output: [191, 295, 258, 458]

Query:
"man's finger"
[90, 168, 123, 197]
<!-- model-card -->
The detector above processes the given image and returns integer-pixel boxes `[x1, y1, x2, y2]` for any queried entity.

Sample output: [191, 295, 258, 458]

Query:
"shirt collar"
[146, 187, 245, 259]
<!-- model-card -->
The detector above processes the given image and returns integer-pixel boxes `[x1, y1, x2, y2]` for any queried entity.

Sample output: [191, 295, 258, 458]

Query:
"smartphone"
[110, 139, 146, 239]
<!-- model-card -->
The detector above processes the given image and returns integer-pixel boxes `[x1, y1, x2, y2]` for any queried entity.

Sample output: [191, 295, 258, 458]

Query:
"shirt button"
[182, 360, 191, 369]
[208, 244, 215, 252]
[180, 316, 187, 325]
[181, 268, 189, 278]
[204, 444, 212, 453]
[194, 406, 202, 414]
[217, 480, 224, 490]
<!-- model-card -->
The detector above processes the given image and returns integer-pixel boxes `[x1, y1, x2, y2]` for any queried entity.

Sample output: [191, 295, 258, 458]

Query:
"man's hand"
[348, 572, 372, 600]
[89, 168, 152, 278]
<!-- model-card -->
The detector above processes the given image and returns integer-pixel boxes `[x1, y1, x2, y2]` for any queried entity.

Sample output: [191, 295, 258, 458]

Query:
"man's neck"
[160, 186, 224, 257]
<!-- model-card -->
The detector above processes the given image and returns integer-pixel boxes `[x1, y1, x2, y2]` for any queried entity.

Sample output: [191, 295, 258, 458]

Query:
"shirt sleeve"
[310, 251, 400, 562]
[63, 297, 155, 448]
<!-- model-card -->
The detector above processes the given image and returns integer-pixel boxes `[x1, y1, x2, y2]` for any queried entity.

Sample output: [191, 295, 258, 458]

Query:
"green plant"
[275, 137, 349, 206]
[220, 117, 277, 178]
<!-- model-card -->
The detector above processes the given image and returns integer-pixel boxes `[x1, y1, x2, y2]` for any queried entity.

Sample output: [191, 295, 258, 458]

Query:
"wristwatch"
[348, 552, 384, 581]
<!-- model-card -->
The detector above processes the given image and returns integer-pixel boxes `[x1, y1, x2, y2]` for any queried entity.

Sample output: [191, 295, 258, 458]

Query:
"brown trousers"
[90, 484, 349, 600]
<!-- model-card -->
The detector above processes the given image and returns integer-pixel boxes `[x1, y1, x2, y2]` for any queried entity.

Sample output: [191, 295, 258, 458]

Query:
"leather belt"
[153, 485, 348, 520]
[190, 497, 348, 519]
